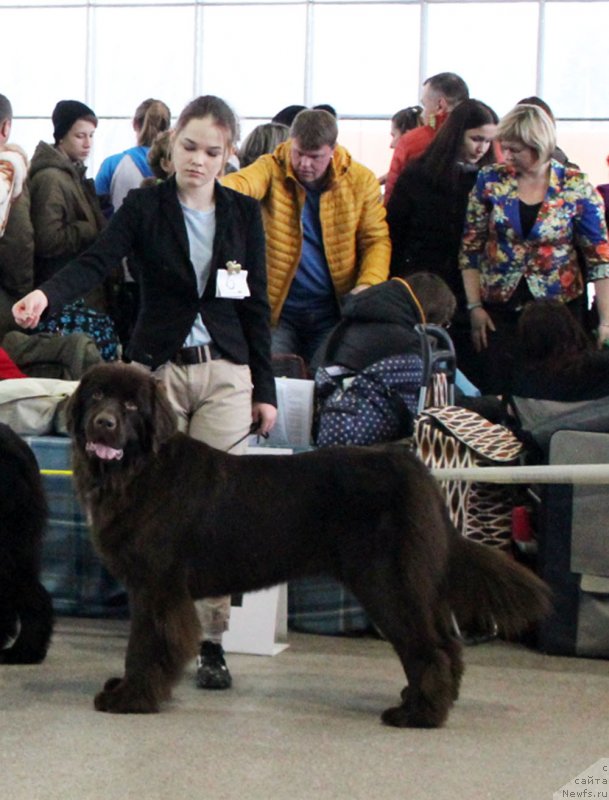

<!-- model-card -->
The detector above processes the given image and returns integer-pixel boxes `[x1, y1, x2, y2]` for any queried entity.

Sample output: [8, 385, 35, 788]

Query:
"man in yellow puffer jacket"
[222, 109, 390, 363]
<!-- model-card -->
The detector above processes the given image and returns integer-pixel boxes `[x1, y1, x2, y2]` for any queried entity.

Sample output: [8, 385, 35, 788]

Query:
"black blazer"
[41, 178, 276, 405]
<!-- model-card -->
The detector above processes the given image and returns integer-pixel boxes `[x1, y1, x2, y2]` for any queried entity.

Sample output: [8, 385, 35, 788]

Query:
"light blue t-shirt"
[180, 204, 216, 347]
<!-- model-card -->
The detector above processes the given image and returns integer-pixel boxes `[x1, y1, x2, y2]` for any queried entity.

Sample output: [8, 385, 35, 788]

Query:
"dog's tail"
[446, 532, 552, 638]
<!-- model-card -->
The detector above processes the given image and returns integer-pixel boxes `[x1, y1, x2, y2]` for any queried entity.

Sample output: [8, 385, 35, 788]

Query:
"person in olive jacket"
[28, 100, 107, 284]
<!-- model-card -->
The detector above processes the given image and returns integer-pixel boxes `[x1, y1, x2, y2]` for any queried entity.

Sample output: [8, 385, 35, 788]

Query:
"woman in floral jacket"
[459, 103, 609, 393]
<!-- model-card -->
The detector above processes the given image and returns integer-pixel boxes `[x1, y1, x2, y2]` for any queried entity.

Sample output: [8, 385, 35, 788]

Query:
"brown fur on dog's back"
[67, 362, 551, 727]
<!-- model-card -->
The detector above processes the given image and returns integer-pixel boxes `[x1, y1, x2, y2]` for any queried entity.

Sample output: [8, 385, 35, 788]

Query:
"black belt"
[171, 344, 223, 366]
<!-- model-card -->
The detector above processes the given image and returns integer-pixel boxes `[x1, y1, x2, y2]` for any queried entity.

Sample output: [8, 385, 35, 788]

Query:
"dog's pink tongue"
[85, 441, 124, 461]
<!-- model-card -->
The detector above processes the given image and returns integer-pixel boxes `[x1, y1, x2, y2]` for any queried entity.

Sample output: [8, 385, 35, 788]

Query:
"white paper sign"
[222, 445, 291, 656]
[223, 585, 288, 656]
[215, 269, 250, 299]
[250, 377, 314, 448]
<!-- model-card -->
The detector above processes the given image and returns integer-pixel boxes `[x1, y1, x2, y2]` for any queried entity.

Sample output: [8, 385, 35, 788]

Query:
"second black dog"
[0, 422, 53, 664]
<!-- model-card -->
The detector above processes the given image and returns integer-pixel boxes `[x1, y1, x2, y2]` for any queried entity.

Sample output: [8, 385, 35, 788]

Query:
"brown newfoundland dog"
[66, 362, 550, 726]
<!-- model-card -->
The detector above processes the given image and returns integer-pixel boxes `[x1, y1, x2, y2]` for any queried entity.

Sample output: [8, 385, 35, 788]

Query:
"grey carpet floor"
[1, 617, 608, 800]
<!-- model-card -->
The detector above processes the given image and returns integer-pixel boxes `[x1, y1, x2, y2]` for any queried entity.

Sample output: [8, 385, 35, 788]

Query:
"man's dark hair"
[0, 94, 13, 124]
[313, 103, 337, 118]
[290, 109, 338, 150]
[517, 95, 555, 124]
[425, 73, 469, 110]
[272, 105, 306, 127]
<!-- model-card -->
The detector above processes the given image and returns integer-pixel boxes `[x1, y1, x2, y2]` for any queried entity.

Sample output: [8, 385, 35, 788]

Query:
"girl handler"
[13, 95, 277, 691]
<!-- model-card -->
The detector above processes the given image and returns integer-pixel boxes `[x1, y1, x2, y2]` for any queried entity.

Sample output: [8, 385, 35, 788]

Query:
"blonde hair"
[239, 122, 289, 168]
[497, 104, 556, 162]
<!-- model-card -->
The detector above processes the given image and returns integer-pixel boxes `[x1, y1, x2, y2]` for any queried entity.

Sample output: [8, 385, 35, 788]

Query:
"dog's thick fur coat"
[0, 423, 53, 664]
[67, 363, 551, 726]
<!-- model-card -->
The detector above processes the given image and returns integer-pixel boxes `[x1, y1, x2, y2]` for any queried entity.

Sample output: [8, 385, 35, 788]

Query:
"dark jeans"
[272, 306, 340, 365]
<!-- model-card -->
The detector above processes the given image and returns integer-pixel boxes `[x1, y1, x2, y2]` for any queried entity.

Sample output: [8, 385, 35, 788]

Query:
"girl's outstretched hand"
[12, 289, 49, 329]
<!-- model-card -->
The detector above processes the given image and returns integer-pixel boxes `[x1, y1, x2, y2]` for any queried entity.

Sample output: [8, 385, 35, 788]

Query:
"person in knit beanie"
[28, 98, 104, 284]
[52, 100, 97, 145]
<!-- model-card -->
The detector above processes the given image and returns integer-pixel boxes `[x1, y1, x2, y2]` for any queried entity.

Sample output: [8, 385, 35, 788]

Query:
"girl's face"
[57, 119, 96, 162]
[390, 124, 402, 149]
[461, 124, 496, 165]
[172, 116, 229, 193]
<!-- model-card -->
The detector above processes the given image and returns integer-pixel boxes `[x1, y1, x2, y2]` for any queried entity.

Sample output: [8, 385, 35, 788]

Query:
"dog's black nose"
[94, 412, 117, 431]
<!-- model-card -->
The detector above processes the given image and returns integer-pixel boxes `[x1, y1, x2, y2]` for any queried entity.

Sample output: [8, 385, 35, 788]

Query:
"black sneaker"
[196, 641, 232, 690]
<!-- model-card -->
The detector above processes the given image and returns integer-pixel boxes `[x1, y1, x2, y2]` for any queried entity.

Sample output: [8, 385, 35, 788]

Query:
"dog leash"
[228, 421, 269, 452]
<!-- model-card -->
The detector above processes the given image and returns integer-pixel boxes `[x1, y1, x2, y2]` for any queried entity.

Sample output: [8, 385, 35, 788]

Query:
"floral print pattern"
[459, 160, 609, 304]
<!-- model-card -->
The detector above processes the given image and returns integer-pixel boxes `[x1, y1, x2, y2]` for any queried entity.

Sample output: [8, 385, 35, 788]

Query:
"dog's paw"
[104, 678, 123, 692]
[103, 676, 123, 692]
[381, 704, 414, 728]
[381, 701, 447, 729]
[94, 679, 160, 714]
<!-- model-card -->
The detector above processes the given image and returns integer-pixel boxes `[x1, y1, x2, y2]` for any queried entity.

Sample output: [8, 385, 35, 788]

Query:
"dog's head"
[67, 363, 177, 465]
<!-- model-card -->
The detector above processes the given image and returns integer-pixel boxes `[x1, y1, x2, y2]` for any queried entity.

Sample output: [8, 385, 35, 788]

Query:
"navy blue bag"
[314, 353, 424, 447]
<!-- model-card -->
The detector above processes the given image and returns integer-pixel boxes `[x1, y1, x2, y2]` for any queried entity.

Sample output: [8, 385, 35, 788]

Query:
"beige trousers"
[153, 356, 252, 641]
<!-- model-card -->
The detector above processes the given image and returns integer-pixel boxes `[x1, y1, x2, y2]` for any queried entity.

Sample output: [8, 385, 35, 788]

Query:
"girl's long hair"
[414, 98, 498, 188]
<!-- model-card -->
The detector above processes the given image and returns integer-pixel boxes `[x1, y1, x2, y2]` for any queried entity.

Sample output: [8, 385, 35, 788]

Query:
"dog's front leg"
[94, 584, 200, 714]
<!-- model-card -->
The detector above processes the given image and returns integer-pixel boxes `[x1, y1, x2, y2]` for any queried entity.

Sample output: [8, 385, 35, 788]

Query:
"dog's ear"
[150, 380, 177, 450]
[65, 379, 86, 441]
